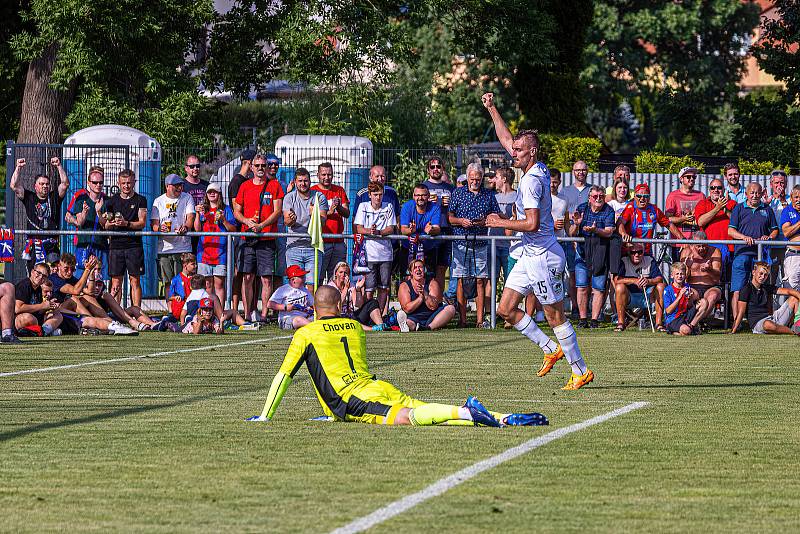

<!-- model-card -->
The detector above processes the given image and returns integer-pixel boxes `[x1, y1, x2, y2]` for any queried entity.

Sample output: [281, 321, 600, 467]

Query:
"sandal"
[656, 324, 668, 333]
[614, 323, 626, 333]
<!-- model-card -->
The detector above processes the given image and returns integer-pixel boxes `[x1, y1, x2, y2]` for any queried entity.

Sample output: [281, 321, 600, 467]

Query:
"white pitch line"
[0, 335, 292, 378]
[329, 401, 649, 534]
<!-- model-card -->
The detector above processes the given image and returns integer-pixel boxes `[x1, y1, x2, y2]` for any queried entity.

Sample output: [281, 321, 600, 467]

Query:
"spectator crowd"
[1, 154, 799, 344]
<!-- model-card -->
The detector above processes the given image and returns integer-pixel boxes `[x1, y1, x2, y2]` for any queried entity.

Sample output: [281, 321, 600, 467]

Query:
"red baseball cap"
[286, 265, 309, 279]
[199, 297, 214, 309]
[634, 183, 650, 195]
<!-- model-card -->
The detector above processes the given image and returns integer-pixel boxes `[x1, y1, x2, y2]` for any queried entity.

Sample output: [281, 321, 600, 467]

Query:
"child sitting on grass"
[663, 262, 708, 336]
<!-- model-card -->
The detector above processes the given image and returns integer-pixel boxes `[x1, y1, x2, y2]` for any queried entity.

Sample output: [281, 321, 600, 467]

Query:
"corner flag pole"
[309, 193, 325, 320]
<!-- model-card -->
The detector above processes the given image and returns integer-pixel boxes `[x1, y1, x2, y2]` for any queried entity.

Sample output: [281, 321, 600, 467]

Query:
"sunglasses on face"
[683, 175, 697, 180]
[267, 161, 279, 167]
[252, 164, 266, 168]
[590, 194, 604, 199]
[630, 250, 644, 255]
[429, 164, 442, 170]
[89, 180, 103, 185]
[709, 186, 723, 190]
[186, 164, 201, 169]
[635, 194, 649, 199]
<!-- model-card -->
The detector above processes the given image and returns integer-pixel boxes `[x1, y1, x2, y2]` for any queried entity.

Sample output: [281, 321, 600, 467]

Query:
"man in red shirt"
[312, 162, 350, 282]
[694, 177, 736, 265]
[665, 166, 706, 260]
[233, 154, 285, 322]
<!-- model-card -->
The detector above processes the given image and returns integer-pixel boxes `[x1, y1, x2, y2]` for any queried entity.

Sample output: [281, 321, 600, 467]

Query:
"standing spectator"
[722, 163, 746, 204]
[665, 166, 706, 260]
[353, 182, 397, 314]
[781, 185, 800, 290]
[10, 157, 70, 271]
[268, 265, 315, 330]
[14, 263, 63, 336]
[227, 149, 255, 316]
[194, 182, 238, 305]
[767, 169, 790, 286]
[731, 261, 800, 335]
[694, 178, 737, 265]
[104, 169, 148, 308]
[399, 184, 442, 274]
[283, 168, 329, 292]
[396, 259, 456, 332]
[568, 185, 615, 328]
[312, 162, 350, 282]
[352, 165, 400, 224]
[605, 165, 632, 201]
[680, 232, 724, 324]
[550, 168, 575, 318]
[606, 178, 631, 221]
[489, 165, 518, 285]
[561, 160, 592, 212]
[422, 156, 455, 290]
[233, 154, 285, 322]
[448, 162, 500, 328]
[65, 165, 108, 279]
[728, 182, 779, 305]
[613, 244, 664, 332]
[151, 173, 196, 293]
[0, 282, 22, 343]
[663, 262, 710, 336]
[182, 154, 210, 252]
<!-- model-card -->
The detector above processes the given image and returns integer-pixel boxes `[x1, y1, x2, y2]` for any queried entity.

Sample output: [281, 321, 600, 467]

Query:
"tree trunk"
[16, 42, 78, 144]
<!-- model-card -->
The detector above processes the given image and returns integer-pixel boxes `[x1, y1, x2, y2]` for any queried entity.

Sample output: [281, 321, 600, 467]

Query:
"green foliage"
[390, 152, 429, 203]
[541, 136, 602, 172]
[737, 160, 788, 176]
[634, 151, 705, 174]
[729, 87, 800, 167]
[753, 0, 800, 103]
[0, 3, 24, 144]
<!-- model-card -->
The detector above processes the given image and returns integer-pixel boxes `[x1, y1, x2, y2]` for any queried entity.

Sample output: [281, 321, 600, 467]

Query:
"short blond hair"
[671, 262, 687, 274]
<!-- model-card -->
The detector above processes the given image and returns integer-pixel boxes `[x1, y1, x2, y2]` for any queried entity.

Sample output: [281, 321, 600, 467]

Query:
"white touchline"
[0, 335, 293, 378]
[329, 401, 650, 534]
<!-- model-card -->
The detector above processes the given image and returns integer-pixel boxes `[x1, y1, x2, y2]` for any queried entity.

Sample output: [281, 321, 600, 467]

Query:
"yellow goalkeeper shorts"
[344, 380, 425, 425]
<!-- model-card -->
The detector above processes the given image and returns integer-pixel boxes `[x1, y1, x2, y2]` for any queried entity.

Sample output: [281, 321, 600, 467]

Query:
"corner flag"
[308, 193, 325, 312]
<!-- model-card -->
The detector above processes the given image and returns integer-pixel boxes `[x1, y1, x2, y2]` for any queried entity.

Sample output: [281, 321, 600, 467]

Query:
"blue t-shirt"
[448, 186, 500, 236]
[399, 200, 441, 250]
[352, 185, 401, 225]
[770, 196, 789, 238]
[663, 284, 691, 324]
[422, 180, 455, 228]
[779, 204, 799, 238]
[574, 202, 615, 259]
[729, 203, 778, 256]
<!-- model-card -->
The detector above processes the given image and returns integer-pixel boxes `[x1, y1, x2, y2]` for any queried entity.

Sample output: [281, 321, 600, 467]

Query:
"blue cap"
[165, 173, 183, 185]
[265, 153, 281, 164]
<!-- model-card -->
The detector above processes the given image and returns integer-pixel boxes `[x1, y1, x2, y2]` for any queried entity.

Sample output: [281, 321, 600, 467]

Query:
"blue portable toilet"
[62, 125, 161, 296]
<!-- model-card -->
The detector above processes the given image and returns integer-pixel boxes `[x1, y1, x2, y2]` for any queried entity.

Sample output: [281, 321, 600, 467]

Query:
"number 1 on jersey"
[340, 336, 356, 373]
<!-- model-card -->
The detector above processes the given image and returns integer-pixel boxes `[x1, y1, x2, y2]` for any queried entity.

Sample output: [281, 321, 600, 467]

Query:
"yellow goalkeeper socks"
[409, 404, 463, 426]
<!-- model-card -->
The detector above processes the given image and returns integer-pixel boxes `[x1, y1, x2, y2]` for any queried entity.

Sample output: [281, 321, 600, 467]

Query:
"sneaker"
[792, 319, 800, 335]
[371, 323, 388, 331]
[464, 396, 500, 427]
[537, 345, 564, 377]
[385, 309, 398, 328]
[239, 322, 260, 331]
[250, 311, 260, 323]
[477, 319, 492, 329]
[561, 370, 595, 390]
[589, 319, 600, 329]
[397, 310, 409, 333]
[224, 323, 240, 331]
[80, 327, 103, 336]
[50, 328, 62, 337]
[1, 333, 22, 344]
[576, 319, 589, 329]
[502, 412, 549, 426]
[109, 321, 138, 336]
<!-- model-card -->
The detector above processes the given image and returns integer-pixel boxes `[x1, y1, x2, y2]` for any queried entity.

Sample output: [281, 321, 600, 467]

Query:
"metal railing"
[9, 228, 796, 328]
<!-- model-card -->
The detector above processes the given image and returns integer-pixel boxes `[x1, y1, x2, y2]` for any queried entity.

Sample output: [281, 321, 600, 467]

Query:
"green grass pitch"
[1, 327, 799, 532]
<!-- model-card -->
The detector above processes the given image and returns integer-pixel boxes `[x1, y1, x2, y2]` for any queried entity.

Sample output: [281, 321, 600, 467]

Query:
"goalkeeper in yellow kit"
[249, 286, 547, 427]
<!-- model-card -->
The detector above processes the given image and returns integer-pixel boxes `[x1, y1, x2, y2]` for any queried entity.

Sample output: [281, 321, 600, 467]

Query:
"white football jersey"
[518, 161, 559, 256]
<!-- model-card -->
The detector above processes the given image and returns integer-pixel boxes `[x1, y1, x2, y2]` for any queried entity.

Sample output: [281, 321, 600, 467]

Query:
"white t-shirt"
[607, 199, 628, 222]
[518, 162, 559, 256]
[354, 201, 396, 262]
[151, 193, 196, 253]
[551, 193, 569, 238]
[269, 284, 314, 323]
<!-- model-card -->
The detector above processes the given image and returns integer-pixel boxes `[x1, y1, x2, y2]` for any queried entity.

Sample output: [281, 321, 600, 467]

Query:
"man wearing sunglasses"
[665, 166, 706, 261]
[183, 155, 209, 251]
[613, 244, 664, 332]
[694, 177, 737, 265]
[151, 173, 196, 294]
[422, 156, 455, 290]
[65, 165, 109, 279]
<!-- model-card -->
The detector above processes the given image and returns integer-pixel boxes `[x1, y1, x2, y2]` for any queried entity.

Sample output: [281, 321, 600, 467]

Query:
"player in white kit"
[482, 92, 594, 390]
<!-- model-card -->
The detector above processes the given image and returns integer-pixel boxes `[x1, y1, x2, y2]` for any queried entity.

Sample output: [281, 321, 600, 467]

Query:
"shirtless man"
[680, 230, 723, 317]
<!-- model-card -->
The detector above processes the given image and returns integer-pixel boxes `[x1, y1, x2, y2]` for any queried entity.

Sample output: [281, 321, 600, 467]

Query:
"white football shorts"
[504, 247, 566, 305]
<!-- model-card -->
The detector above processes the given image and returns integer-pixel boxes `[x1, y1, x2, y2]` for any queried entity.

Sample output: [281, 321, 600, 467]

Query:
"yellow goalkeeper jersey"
[278, 316, 375, 418]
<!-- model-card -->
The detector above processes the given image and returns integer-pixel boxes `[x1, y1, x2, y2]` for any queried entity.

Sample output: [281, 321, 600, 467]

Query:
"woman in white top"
[606, 179, 631, 223]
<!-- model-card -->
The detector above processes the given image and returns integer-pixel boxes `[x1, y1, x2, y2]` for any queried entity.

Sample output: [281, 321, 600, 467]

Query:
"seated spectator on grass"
[399, 183, 442, 277]
[328, 261, 393, 331]
[731, 261, 800, 335]
[663, 262, 710, 336]
[665, 167, 705, 260]
[695, 178, 737, 266]
[167, 253, 197, 320]
[781, 185, 800, 291]
[49, 253, 97, 307]
[283, 168, 329, 292]
[182, 298, 222, 334]
[448, 163, 500, 328]
[182, 274, 250, 330]
[0, 282, 21, 343]
[268, 265, 315, 330]
[194, 182, 238, 305]
[69, 274, 158, 331]
[14, 263, 63, 336]
[728, 182, 779, 305]
[680, 232, 723, 321]
[613, 244, 664, 332]
[569, 185, 615, 328]
[396, 259, 456, 332]
[353, 182, 397, 313]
